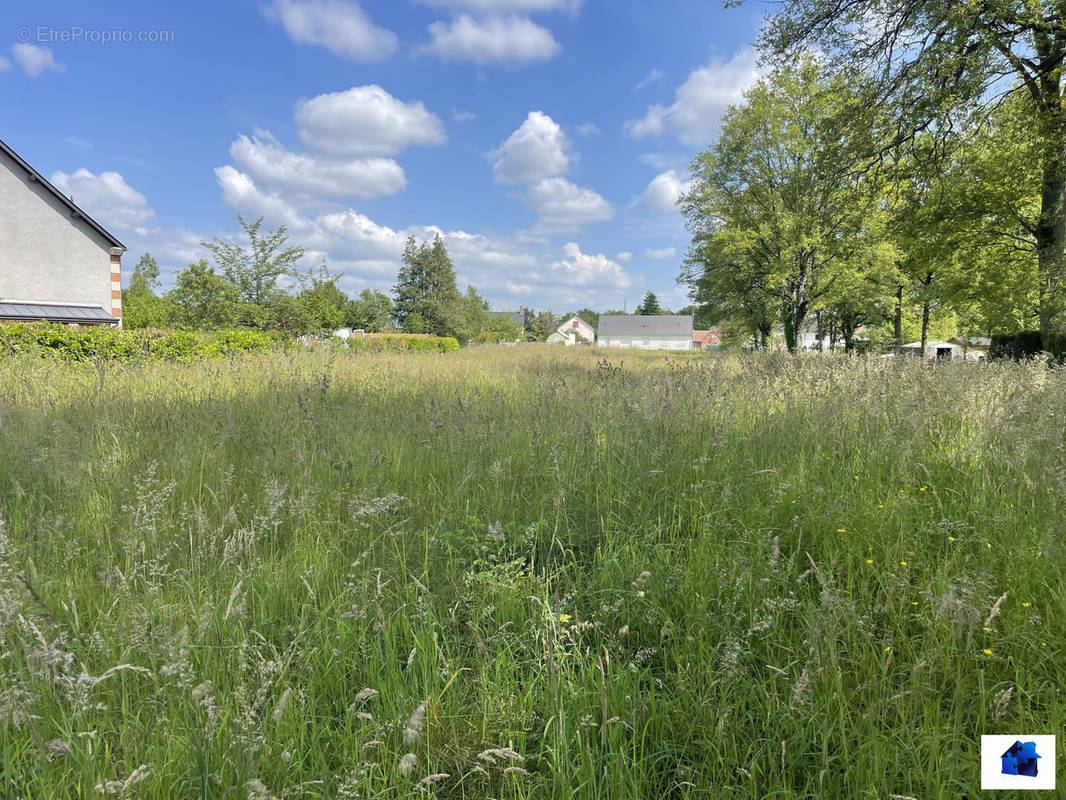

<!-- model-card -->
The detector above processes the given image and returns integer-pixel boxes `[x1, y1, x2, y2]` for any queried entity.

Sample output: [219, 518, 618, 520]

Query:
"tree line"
[122, 218, 523, 342]
[681, 0, 1066, 355]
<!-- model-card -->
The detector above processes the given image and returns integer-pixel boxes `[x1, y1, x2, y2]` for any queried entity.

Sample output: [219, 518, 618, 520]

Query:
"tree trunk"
[815, 309, 824, 351]
[783, 307, 797, 353]
[894, 284, 903, 349]
[920, 299, 930, 359]
[1036, 129, 1066, 349]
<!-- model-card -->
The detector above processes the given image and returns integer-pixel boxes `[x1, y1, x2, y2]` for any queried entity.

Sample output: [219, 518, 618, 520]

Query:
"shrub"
[345, 334, 460, 353]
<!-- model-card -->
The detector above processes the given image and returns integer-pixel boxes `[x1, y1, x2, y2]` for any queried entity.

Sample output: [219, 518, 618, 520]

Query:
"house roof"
[0, 137, 125, 251]
[492, 310, 525, 326]
[0, 301, 118, 325]
[901, 340, 959, 349]
[598, 314, 693, 337]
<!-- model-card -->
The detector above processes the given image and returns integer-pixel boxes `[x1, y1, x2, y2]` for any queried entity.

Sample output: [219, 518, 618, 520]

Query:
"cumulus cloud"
[624, 48, 760, 146]
[418, 0, 582, 12]
[576, 122, 601, 137]
[640, 170, 692, 213]
[644, 246, 676, 260]
[229, 130, 406, 199]
[263, 0, 397, 62]
[12, 44, 64, 77]
[524, 177, 613, 233]
[295, 85, 447, 157]
[50, 168, 158, 235]
[616, 251, 633, 263]
[549, 242, 631, 288]
[488, 111, 571, 184]
[214, 166, 540, 297]
[422, 15, 560, 64]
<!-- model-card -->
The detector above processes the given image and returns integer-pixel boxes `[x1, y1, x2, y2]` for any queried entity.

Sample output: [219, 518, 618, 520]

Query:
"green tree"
[202, 216, 304, 308]
[758, 0, 1066, 346]
[635, 292, 666, 315]
[126, 253, 160, 298]
[392, 235, 462, 337]
[166, 261, 238, 329]
[680, 60, 890, 352]
[346, 289, 394, 332]
[295, 267, 348, 334]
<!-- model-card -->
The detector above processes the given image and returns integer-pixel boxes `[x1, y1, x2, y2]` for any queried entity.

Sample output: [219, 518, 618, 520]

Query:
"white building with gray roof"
[597, 314, 693, 350]
[0, 137, 125, 326]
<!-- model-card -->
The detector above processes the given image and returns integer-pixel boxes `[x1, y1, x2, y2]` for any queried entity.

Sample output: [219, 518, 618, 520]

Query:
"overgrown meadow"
[0, 348, 1063, 798]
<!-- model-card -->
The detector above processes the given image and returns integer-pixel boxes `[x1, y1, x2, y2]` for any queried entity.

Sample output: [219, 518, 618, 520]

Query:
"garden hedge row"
[0, 323, 461, 362]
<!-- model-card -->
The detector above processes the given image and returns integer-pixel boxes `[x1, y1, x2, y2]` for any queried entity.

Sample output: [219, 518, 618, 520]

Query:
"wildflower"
[911, 601, 919, 606]
[558, 614, 572, 624]
[1022, 602, 1032, 608]
[865, 558, 874, 564]
[983, 627, 991, 632]
[983, 648, 993, 656]
[900, 561, 908, 566]
[947, 536, 956, 542]
[884, 646, 892, 652]
[281, 751, 292, 763]
[1041, 642, 1047, 647]
[403, 702, 426, 744]
[398, 753, 418, 776]
[836, 528, 846, 533]
[617, 624, 629, 637]
[919, 486, 927, 492]
[878, 504, 885, 509]
[853, 475, 860, 481]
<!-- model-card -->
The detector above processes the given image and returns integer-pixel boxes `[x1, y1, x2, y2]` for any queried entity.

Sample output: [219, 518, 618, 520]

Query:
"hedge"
[0, 323, 282, 363]
[990, 331, 1066, 361]
[343, 333, 460, 353]
[0, 324, 461, 362]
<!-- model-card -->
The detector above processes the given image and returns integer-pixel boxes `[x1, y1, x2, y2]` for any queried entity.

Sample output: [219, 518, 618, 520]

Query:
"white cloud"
[214, 166, 541, 299]
[644, 246, 676, 260]
[453, 109, 477, 122]
[576, 122, 601, 137]
[616, 251, 633, 263]
[640, 170, 692, 213]
[524, 177, 613, 233]
[295, 85, 447, 156]
[488, 111, 571, 185]
[624, 48, 760, 146]
[50, 168, 158, 235]
[423, 15, 560, 64]
[264, 0, 397, 62]
[0, 54, 11, 71]
[550, 242, 631, 288]
[12, 44, 64, 77]
[634, 68, 664, 91]
[418, 0, 582, 12]
[230, 130, 406, 199]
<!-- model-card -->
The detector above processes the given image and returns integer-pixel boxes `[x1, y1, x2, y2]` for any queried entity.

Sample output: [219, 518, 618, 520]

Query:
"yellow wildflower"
[900, 561, 908, 566]
[911, 601, 919, 606]
[919, 486, 927, 492]
[983, 649, 993, 656]
[1022, 602, 1031, 608]
[948, 536, 956, 542]
[558, 614, 571, 624]
[836, 528, 846, 533]
[865, 558, 874, 564]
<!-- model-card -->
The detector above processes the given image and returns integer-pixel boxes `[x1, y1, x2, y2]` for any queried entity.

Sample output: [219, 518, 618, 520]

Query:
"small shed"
[900, 340, 965, 360]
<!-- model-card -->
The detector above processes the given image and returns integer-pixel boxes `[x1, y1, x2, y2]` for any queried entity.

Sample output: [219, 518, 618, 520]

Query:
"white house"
[547, 315, 596, 346]
[0, 138, 125, 325]
[597, 315, 693, 350]
[900, 340, 966, 360]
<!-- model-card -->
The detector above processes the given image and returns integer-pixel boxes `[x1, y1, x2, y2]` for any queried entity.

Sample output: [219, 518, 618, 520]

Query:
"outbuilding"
[597, 315, 693, 350]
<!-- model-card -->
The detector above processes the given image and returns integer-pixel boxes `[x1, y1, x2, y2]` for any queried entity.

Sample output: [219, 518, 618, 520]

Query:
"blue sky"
[1, 0, 764, 312]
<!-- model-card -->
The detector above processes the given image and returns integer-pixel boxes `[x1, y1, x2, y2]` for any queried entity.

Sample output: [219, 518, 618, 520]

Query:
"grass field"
[0, 347, 1063, 798]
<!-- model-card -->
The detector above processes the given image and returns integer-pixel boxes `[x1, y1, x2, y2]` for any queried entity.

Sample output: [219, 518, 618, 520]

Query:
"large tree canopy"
[758, 0, 1066, 344]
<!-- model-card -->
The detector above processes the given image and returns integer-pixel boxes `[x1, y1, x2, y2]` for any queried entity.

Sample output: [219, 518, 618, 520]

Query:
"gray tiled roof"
[0, 302, 117, 325]
[597, 314, 693, 336]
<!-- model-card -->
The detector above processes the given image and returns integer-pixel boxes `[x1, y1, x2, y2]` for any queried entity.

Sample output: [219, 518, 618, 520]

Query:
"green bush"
[0, 323, 458, 362]
[345, 334, 460, 353]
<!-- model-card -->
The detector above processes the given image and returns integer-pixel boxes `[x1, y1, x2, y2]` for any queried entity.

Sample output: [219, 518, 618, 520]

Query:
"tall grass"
[0, 347, 1062, 798]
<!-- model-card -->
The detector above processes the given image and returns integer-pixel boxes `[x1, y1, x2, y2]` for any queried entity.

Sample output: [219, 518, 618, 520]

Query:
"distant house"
[492, 306, 526, 330]
[948, 335, 991, 360]
[900, 340, 965, 360]
[547, 314, 596, 346]
[0, 138, 125, 326]
[598, 315, 693, 350]
[692, 328, 721, 350]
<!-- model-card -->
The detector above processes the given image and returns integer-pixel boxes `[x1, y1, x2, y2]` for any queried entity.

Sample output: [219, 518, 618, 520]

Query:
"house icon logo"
[1001, 740, 1040, 777]
[982, 735, 1056, 790]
